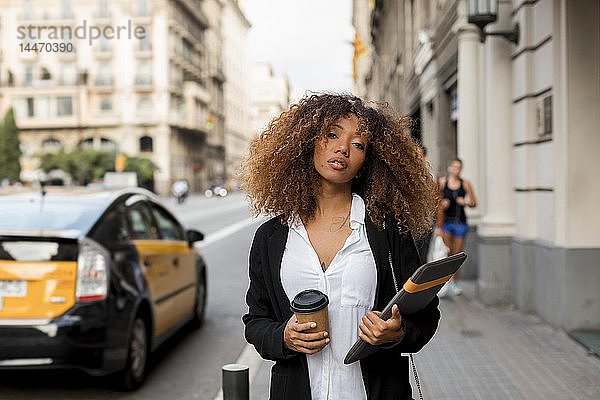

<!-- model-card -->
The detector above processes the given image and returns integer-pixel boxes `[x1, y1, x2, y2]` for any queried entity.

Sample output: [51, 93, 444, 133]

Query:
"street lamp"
[467, 0, 520, 45]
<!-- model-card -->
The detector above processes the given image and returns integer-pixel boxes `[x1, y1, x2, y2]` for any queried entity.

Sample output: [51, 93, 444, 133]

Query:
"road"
[0, 192, 264, 400]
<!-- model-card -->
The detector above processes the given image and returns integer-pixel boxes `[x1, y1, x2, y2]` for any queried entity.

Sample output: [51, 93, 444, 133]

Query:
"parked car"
[204, 184, 228, 198]
[0, 187, 207, 390]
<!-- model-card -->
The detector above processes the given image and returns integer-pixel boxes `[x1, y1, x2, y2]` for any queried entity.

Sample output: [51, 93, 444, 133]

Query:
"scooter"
[171, 180, 189, 204]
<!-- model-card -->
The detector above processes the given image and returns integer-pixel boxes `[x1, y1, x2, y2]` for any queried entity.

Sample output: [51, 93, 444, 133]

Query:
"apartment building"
[0, 0, 226, 194]
[354, 0, 600, 333]
[222, 0, 250, 186]
[249, 63, 289, 139]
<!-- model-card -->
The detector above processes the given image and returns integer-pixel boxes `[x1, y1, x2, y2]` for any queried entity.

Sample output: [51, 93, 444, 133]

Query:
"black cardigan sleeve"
[382, 231, 440, 354]
[242, 230, 297, 361]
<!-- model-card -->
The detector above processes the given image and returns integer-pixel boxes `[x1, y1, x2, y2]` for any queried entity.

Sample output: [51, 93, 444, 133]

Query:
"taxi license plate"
[0, 280, 27, 297]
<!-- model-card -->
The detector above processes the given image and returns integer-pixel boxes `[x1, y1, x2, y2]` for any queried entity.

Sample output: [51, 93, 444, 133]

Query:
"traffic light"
[115, 154, 126, 172]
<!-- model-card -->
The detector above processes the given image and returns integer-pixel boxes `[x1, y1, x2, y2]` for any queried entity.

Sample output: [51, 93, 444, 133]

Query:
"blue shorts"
[443, 222, 468, 238]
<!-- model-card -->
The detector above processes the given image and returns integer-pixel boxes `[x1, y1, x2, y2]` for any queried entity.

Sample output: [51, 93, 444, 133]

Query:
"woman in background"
[436, 158, 477, 296]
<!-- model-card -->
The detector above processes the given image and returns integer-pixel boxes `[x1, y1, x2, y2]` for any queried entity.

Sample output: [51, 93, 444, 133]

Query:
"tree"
[0, 108, 22, 182]
[38, 149, 158, 189]
[123, 156, 159, 191]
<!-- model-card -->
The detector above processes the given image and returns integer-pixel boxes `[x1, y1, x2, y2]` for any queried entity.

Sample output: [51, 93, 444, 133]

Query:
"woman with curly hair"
[241, 93, 440, 400]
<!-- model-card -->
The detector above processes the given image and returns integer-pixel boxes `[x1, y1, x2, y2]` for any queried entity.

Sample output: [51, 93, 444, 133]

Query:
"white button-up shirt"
[281, 194, 377, 400]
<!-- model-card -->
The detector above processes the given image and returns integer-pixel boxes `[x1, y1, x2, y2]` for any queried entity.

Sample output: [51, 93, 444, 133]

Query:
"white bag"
[427, 235, 449, 263]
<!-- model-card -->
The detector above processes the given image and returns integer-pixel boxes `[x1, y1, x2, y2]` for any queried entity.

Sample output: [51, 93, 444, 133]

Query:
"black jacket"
[243, 215, 440, 400]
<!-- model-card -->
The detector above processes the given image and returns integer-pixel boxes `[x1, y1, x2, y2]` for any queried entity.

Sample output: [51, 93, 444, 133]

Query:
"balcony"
[95, 48, 113, 60]
[57, 48, 76, 61]
[175, 0, 209, 29]
[169, 12, 205, 50]
[94, 11, 112, 24]
[134, 49, 153, 59]
[169, 53, 202, 80]
[210, 67, 226, 83]
[135, 76, 153, 92]
[18, 11, 75, 26]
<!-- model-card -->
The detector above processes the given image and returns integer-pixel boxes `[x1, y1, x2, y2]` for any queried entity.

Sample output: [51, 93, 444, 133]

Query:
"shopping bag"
[427, 235, 449, 262]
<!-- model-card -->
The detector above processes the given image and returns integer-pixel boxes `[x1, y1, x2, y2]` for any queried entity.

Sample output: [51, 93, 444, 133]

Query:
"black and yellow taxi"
[0, 187, 207, 389]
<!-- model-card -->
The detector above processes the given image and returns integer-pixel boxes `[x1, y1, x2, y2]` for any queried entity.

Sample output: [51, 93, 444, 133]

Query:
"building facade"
[355, 0, 600, 332]
[0, 0, 226, 194]
[249, 63, 289, 139]
[222, 0, 250, 186]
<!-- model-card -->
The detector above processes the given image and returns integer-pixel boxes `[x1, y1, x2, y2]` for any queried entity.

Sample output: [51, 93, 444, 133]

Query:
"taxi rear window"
[0, 198, 102, 234]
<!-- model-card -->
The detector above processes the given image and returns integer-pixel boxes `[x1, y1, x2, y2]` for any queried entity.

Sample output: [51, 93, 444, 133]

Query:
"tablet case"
[344, 252, 467, 364]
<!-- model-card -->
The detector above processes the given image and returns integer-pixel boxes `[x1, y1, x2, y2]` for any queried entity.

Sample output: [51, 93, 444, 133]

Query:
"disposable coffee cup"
[290, 289, 330, 335]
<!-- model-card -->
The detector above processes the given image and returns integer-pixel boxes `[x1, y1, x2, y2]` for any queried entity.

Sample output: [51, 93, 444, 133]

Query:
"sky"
[239, 0, 355, 98]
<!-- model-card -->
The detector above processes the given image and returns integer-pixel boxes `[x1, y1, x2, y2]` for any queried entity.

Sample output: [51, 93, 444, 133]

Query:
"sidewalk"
[248, 281, 600, 399]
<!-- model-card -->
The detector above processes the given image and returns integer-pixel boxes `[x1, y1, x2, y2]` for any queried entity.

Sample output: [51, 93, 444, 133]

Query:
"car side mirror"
[186, 229, 204, 246]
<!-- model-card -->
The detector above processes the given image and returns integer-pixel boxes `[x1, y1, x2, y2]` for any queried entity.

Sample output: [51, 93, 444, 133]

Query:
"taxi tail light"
[76, 238, 109, 302]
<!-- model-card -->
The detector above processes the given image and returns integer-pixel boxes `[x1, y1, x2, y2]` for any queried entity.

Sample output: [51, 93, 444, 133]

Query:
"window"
[139, 136, 153, 152]
[100, 137, 116, 151]
[7, 70, 14, 87]
[61, 27, 73, 47]
[37, 97, 50, 118]
[99, 35, 111, 52]
[40, 67, 51, 81]
[135, 61, 152, 85]
[60, 64, 77, 85]
[98, 0, 109, 18]
[27, 97, 34, 117]
[99, 96, 112, 112]
[137, 96, 153, 113]
[139, 29, 151, 51]
[96, 63, 112, 86]
[56, 96, 73, 116]
[125, 205, 158, 240]
[23, 0, 33, 20]
[62, 0, 72, 18]
[42, 138, 62, 151]
[137, 0, 149, 16]
[24, 66, 34, 86]
[169, 64, 183, 87]
[151, 205, 184, 241]
[80, 138, 94, 149]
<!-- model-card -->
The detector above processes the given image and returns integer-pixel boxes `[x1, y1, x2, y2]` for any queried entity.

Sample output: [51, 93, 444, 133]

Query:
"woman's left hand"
[358, 304, 405, 346]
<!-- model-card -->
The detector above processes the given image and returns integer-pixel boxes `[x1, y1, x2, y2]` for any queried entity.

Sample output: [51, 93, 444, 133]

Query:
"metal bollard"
[222, 363, 249, 400]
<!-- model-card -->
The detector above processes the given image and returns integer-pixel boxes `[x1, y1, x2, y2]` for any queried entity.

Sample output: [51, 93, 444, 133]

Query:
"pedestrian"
[435, 158, 477, 296]
[240, 93, 440, 400]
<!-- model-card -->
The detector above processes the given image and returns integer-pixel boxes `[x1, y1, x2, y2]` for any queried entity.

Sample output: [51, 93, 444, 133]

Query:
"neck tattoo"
[329, 210, 351, 232]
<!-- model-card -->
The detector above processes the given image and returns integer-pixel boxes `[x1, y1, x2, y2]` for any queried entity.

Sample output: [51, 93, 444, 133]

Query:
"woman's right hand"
[440, 198, 450, 210]
[283, 314, 330, 354]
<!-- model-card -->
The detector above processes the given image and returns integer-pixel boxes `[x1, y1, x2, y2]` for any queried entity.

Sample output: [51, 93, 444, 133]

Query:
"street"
[0, 192, 261, 400]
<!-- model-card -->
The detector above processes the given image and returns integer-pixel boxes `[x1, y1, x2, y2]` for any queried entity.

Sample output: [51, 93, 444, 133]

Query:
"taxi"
[0, 187, 207, 389]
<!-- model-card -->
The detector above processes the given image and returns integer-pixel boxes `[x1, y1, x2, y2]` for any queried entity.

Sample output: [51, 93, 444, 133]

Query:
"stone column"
[456, 1, 482, 224]
[477, 1, 516, 306]
[454, 0, 482, 279]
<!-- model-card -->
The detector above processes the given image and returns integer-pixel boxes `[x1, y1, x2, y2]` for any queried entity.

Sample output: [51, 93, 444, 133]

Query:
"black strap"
[383, 220, 424, 400]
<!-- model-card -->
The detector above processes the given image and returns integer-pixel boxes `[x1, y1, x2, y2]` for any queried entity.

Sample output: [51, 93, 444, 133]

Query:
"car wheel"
[191, 273, 206, 328]
[116, 315, 149, 391]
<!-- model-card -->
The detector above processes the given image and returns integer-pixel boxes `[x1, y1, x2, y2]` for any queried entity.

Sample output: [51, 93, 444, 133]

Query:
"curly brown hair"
[239, 93, 438, 238]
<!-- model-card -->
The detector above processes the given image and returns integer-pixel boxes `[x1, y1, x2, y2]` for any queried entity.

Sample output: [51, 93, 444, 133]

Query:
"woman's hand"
[283, 314, 330, 354]
[456, 196, 466, 206]
[359, 304, 405, 346]
[440, 198, 450, 210]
